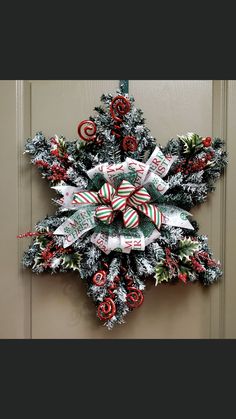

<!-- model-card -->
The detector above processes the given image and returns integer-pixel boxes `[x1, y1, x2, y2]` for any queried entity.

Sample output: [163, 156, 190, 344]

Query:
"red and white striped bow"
[72, 179, 162, 229]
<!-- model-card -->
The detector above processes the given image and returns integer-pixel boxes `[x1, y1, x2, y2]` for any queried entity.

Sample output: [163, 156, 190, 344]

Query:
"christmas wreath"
[18, 90, 227, 329]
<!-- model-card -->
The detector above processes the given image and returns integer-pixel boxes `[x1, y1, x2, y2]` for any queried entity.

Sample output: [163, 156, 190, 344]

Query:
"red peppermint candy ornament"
[122, 136, 138, 152]
[92, 270, 107, 286]
[97, 298, 116, 321]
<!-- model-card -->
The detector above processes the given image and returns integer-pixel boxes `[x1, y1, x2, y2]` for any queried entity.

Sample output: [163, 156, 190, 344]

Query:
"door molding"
[210, 80, 228, 338]
[16, 80, 32, 338]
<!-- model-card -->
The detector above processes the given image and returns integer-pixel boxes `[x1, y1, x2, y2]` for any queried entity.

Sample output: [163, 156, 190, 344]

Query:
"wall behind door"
[0, 80, 235, 338]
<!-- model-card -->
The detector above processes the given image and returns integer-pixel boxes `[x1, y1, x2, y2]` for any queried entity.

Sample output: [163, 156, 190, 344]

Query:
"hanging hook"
[119, 80, 129, 95]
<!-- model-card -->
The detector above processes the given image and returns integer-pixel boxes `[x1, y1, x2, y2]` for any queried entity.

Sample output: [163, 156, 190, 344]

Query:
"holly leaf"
[178, 132, 203, 155]
[155, 261, 169, 285]
[34, 235, 49, 251]
[61, 253, 81, 271]
[177, 237, 200, 261]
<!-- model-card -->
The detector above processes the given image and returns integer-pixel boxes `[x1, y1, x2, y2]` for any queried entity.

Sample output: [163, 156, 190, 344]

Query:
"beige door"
[0, 80, 235, 338]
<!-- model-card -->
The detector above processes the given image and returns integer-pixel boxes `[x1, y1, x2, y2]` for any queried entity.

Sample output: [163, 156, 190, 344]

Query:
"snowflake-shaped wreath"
[18, 92, 228, 329]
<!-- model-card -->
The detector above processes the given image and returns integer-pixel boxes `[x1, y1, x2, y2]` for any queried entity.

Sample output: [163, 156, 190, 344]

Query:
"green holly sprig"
[178, 132, 205, 155]
[155, 237, 204, 285]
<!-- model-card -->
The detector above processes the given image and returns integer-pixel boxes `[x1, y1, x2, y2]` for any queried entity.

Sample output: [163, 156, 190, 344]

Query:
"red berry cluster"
[178, 273, 188, 283]
[17, 231, 40, 238]
[35, 159, 68, 182]
[41, 241, 55, 266]
[48, 164, 68, 182]
[41, 241, 72, 268]
[175, 151, 215, 175]
[35, 160, 50, 169]
[197, 251, 219, 267]
[165, 248, 189, 284]
[50, 138, 68, 160]
[50, 149, 68, 159]
[17, 230, 53, 239]
[190, 256, 206, 272]
[164, 247, 179, 274]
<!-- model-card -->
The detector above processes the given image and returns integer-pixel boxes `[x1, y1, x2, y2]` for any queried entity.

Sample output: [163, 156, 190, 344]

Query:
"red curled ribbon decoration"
[97, 298, 116, 321]
[92, 270, 107, 286]
[77, 120, 97, 141]
[126, 287, 144, 309]
[125, 274, 133, 287]
[110, 95, 131, 123]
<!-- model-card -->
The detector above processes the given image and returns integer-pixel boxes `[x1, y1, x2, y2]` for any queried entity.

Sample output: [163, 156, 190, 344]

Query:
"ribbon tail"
[146, 146, 177, 178]
[91, 232, 111, 254]
[123, 206, 140, 229]
[53, 205, 97, 248]
[72, 191, 101, 205]
[52, 185, 89, 210]
[91, 231, 146, 254]
[158, 204, 194, 230]
[137, 203, 162, 229]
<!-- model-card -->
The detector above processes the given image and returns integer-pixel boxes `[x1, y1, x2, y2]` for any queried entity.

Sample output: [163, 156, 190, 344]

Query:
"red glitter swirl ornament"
[97, 298, 116, 321]
[77, 120, 97, 141]
[92, 270, 107, 286]
[110, 95, 131, 123]
[126, 287, 144, 309]
[122, 136, 138, 152]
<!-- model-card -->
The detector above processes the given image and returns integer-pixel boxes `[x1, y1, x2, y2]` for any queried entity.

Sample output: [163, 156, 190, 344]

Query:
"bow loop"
[127, 187, 151, 207]
[95, 205, 114, 224]
[123, 206, 139, 229]
[116, 180, 136, 197]
[98, 183, 116, 203]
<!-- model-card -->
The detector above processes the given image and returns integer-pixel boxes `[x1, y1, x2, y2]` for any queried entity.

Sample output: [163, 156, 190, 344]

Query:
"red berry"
[202, 137, 212, 147]
[178, 273, 188, 283]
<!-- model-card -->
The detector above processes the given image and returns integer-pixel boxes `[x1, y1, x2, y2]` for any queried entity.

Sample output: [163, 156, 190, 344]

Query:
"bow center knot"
[72, 180, 162, 229]
[95, 179, 155, 228]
